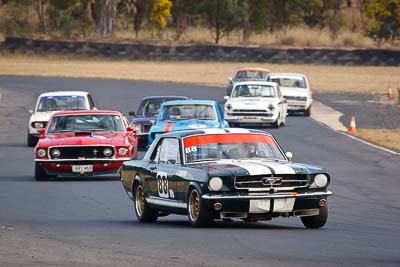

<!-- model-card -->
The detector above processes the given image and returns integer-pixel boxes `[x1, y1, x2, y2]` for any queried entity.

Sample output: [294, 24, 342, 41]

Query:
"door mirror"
[128, 111, 136, 116]
[224, 96, 229, 101]
[29, 109, 34, 115]
[229, 77, 232, 82]
[38, 128, 46, 135]
[127, 126, 135, 132]
[285, 152, 293, 161]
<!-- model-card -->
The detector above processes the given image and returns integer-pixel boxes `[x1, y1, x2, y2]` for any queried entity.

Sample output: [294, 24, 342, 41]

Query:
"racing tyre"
[304, 107, 311, 117]
[27, 134, 38, 147]
[301, 204, 328, 229]
[35, 162, 50, 181]
[187, 188, 213, 227]
[272, 115, 280, 128]
[134, 183, 158, 223]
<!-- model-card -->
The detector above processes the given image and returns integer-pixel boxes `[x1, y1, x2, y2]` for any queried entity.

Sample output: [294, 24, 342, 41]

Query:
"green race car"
[121, 128, 332, 228]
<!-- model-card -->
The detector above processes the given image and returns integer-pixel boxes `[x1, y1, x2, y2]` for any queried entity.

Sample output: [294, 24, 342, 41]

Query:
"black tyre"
[304, 107, 311, 117]
[34, 162, 50, 181]
[134, 183, 158, 223]
[187, 187, 213, 227]
[301, 204, 328, 229]
[272, 114, 280, 128]
[27, 134, 38, 147]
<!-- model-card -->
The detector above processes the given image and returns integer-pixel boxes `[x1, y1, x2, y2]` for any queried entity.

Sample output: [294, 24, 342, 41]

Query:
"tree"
[149, 0, 172, 33]
[365, 0, 400, 46]
[97, 0, 116, 37]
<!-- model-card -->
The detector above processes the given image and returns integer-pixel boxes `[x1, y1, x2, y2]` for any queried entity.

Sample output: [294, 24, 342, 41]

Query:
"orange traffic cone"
[348, 116, 357, 134]
[387, 84, 394, 99]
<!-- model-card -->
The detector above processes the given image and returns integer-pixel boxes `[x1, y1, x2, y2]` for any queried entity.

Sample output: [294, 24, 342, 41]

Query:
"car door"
[147, 137, 180, 202]
[276, 85, 287, 118]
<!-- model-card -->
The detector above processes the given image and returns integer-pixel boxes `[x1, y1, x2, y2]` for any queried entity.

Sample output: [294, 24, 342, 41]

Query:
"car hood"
[152, 120, 222, 132]
[227, 97, 278, 109]
[38, 132, 131, 147]
[191, 159, 326, 176]
[280, 87, 308, 97]
[29, 111, 58, 122]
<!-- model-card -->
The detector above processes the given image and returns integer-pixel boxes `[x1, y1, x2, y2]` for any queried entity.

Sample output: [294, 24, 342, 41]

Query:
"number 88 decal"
[157, 171, 169, 198]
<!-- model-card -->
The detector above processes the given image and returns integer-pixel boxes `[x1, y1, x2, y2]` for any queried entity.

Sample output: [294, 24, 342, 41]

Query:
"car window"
[151, 138, 180, 164]
[159, 105, 216, 121]
[268, 76, 307, 88]
[36, 95, 89, 112]
[232, 85, 276, 98]
[235, 71, 267, 79]
[137, 98, 187, 116]
[87, 94, 95, 109]
[48, 114, 125, 132]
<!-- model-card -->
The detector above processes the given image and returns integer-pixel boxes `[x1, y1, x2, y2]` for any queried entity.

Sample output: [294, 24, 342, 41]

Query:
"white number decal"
[157, 171, 169, 198]
[185, 146, 197, 154]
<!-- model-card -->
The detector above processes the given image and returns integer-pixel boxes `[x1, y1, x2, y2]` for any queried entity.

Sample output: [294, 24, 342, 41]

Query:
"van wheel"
[304, 107, 311, 117]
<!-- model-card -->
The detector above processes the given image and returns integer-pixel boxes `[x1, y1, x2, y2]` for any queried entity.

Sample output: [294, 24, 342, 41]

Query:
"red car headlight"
[118, 147, 128, 156]
[37, 148, 47, 157]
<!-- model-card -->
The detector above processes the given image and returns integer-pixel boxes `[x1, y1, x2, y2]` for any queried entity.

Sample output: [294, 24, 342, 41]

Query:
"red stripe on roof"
[183, 134, 275, 147]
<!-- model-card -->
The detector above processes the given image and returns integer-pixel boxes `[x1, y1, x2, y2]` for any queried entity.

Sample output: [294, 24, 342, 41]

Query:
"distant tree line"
[0, 0, 399, 46]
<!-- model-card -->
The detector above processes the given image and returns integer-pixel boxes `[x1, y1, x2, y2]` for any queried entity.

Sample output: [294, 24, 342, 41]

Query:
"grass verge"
[355, 129, 400, 152]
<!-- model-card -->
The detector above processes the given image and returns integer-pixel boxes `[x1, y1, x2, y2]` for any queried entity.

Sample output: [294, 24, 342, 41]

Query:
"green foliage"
[365, 0, 400, 45]
[0, 1, 35, 35]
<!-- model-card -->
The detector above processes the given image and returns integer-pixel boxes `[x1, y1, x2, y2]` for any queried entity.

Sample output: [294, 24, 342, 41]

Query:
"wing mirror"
[285, 152, 293, 161]
[229, 77, 232, 82]
[29, 109, 34, 115]
[224, 96, 229, 101]
[38, 128, 46, 137]
[128, 111, 136, 116]
[127, 126, 135, 132]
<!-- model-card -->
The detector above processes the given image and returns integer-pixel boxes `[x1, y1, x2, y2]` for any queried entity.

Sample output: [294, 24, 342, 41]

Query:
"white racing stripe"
[260, 162, 296, 174]
[202, 128, 227, 134]
[219, 161, 272, 175]
[226, 128, 250, 133]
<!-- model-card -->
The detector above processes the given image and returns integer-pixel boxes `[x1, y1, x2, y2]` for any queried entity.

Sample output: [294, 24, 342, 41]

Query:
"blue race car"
[129, 96, 189, 147]
[148, 100, 229, 144]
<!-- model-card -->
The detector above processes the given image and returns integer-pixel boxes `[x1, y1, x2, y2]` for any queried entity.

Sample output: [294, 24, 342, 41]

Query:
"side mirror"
[285, 152, 293, 161]
[127, 126, 135, 132]
[29, 110, 34, 115]
[38, 128, 46, 135]
[224, 96, 229, 101]
[128, 111, 136, 116]
[229, 77, 232, 81]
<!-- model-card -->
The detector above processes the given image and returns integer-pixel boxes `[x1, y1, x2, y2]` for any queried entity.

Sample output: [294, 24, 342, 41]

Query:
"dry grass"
[0, 53, 399, 95]
[356, 128, 400, 152]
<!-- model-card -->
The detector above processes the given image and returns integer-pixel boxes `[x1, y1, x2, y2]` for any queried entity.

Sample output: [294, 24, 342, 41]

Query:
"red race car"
[34, 110, 138, 180]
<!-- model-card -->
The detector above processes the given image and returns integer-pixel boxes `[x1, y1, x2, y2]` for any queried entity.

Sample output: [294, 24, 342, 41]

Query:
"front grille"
[231, 109, 272, 117]
[49, 146, 114, 159]
[235, 174, 308, 190]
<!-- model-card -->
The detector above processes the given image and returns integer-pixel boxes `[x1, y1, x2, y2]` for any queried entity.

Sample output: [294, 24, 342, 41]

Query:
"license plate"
[243, 116, 257, 119]
[72, 165, 93, 173]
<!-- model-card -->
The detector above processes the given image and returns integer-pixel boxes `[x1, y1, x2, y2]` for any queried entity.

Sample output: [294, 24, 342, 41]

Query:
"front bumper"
[225, 114, 278, 124]
[202, 191, 332, 216]
[286, 101, 310, 111]
[36, 159, 128, 176]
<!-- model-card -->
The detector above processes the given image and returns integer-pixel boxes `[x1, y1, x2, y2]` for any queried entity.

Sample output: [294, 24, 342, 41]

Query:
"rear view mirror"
[38, 128, 46, 135]
[127, 126, 135, 132]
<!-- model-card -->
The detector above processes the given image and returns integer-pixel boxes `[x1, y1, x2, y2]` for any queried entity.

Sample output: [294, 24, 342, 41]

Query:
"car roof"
[141, 96, 189, 101]
[232, 81, 278, 87]
[267, 72, 306, 78]
[157, 128, 273, 139]
[38, 91, 89, 97]
[161, 99, 218, 106]
[51, 110, 123, 116]
[236, 67, 270, 73]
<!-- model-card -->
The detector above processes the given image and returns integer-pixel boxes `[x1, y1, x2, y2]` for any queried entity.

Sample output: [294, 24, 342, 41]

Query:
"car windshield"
[159, 104, 216, 121]
[268, 76, 307, 88]
[232, 85, 276, 98]
[235, 71, 268, 79]
[47, 114, 125, 133]
[183, 133, 286, 163]
[37, 95, 88, 112]
[137, 98, 186, 116]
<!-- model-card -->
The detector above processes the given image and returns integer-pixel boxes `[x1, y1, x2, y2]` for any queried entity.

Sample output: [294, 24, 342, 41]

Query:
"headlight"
[118, 147, 128, 156]
[312, 174, 328, 188]
[225, 104, 232, 110]
[51, 148, 61, 158]
[268, 104, 275, 111]
[34, 122, 44, 128]
[209, 177, 223, 191]
[37, 148, 46, 157]
[103, 147, 113, 157]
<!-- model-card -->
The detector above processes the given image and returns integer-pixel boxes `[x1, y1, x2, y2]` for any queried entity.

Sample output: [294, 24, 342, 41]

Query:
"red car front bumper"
[37, 160, 124, 176]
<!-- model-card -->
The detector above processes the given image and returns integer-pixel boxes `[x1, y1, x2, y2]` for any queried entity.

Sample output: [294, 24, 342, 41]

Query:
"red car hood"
[39, 132, 131, 147]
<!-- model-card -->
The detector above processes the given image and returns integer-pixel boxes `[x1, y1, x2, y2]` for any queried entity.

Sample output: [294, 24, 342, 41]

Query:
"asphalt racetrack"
[0, 76, 399, 267]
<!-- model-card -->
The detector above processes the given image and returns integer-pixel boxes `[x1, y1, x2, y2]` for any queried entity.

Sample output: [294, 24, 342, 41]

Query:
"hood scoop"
[74, 131, 93, 137]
